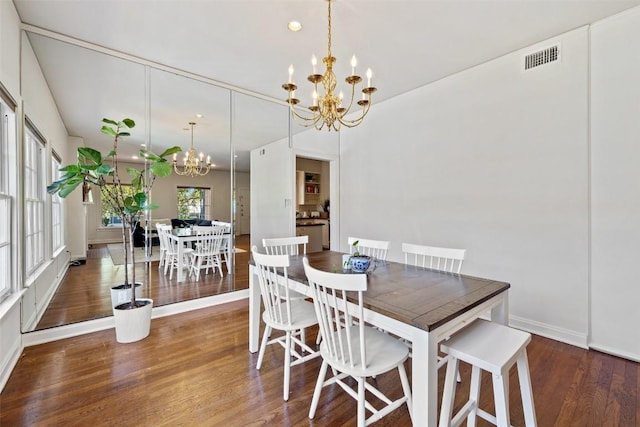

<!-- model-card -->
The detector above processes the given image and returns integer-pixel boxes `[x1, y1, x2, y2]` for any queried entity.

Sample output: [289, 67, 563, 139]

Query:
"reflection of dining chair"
[303, 258, 413, 427]
[155, 223, 168, 269]
[402, 243, 466, 273]
[403, 242, 466, 378]
[348, 236, 390, 261]
[190, 225, 226, 280]
[263, 235, 308, 256]
[251, 247, 320, 401]
[158, 224, 193, 280]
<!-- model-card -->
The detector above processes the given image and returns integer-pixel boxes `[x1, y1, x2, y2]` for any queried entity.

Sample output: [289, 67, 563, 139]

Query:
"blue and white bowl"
[349, 256, 371, 273]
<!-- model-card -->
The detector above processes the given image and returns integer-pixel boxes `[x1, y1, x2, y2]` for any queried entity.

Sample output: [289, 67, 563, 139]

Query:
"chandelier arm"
[291, 111, 324, 129]
[337, 104, 371, 128]
[290, 106, 320, 123]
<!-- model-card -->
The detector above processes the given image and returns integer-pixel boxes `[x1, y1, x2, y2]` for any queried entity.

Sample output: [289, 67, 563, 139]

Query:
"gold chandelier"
[282, 0, 376, 131]
[172, 122, 211, 177]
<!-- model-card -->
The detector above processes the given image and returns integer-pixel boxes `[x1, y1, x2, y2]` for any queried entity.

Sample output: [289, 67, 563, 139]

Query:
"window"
[100, 184, 134, 227]
[51, 152, 63, 252]
[0, 95, 15, 301]
[24, 123, 46, 275]
[177, 187, 211, 220]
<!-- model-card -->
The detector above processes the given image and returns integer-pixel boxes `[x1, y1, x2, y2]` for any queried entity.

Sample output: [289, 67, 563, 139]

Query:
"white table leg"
[248, 264, 261, 353]
[491, 290, 509, 325]
[177, 239, 186, 282]
[411, 329, 439, 427]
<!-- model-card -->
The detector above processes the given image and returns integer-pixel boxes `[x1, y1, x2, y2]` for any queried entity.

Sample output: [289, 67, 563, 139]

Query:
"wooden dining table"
[248, 250, 510, 427]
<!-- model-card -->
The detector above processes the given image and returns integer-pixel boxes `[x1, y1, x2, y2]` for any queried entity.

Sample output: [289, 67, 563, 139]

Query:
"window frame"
[51, 151, 63, 253]
[0, 92, 17, 302]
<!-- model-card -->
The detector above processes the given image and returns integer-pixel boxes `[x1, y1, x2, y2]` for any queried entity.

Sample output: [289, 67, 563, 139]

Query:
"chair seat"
[321, 325, 410, 378]
[441, 320, 531, 373]
[262, 299, 318, 332]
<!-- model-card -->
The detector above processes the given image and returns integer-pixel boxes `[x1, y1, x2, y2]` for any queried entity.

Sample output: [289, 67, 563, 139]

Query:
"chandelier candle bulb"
[312, 55, 317, 74]
[367, 68, 372, 87]
[288, 64, 294, 83]
[351, 55, 357, 75]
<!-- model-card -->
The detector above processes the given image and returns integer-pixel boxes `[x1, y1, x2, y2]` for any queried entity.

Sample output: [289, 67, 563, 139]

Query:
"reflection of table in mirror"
[167, 230, 230, 282]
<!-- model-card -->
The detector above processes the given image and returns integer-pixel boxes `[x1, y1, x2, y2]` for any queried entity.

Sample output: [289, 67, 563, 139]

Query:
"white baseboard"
[588, 342, 640, 363]
[0, 335, 22, 393]
[509, 314, 588, 349]
[22, 289, 249, 347]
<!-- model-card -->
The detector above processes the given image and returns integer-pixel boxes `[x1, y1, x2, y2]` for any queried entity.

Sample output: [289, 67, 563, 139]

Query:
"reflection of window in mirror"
[177, 186, 211, 220]
[51, 153, 64, 250]
[101, 184, 134, 227]
[24, 124, 46, 276]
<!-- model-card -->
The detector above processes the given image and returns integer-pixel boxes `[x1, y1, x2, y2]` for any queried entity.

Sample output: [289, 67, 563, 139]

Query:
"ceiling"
[13, 0, 640, 171]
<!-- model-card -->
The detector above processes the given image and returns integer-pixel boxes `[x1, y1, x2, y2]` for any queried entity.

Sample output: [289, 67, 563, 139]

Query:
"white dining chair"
[262, 235, 313, 343]
[348, 236, 390, 261]
[189, 225, 226, 280]
[402, 242, 466, 274]
[252, 247, 320, 401]
[303, 258, 413, 427]
[157, 224, 193, 280]
[263, 235, 308, 256]
[155, 223, 168, 269]
[403, 242, 466, 378]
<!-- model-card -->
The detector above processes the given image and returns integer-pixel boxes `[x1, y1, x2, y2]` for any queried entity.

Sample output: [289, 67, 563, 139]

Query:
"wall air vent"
[524, 45, 559, 70]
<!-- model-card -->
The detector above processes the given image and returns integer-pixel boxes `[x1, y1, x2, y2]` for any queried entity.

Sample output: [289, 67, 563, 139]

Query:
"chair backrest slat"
[263, 235, 308, 256]
[402, 242, 466, 274]
[347, 237, 390, 261]
[303, 258, 367, 368]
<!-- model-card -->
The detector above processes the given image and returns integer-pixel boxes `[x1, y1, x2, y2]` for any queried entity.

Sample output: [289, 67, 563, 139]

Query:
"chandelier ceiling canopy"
[282, 0, 377, 131]
[172, 122, 211, 177]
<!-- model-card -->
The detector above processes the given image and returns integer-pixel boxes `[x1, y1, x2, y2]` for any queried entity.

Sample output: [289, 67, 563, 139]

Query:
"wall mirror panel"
[21, 31, 291, 333]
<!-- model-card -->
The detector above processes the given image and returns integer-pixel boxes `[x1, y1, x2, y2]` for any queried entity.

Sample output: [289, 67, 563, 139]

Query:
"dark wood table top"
[280, 251, 510, 332]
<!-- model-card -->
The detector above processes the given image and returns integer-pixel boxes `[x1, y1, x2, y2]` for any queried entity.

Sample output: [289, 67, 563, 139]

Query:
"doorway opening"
[295, 157, 331, 252]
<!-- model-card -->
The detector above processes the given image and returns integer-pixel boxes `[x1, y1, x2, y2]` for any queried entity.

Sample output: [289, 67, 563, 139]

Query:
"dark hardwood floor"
[3, 303, 639, 425]
[35, 235, 251, 330]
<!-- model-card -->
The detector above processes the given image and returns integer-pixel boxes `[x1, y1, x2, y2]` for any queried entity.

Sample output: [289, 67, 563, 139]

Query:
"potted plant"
[47, 117, 181, 343]
[346, 240, 371, 273]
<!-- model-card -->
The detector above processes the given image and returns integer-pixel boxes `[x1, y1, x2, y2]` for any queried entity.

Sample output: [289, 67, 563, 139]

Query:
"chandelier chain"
[327, 0, 332, 57]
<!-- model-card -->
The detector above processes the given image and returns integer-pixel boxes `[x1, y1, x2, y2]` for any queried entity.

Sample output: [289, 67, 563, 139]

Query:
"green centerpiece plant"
[47, 117, 181, 342]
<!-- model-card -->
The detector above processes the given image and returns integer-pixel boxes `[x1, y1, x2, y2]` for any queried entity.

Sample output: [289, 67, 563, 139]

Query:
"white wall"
[340, 28, 591, 347]
[590, 7, 640, 360]
[250, 138, 295, 250]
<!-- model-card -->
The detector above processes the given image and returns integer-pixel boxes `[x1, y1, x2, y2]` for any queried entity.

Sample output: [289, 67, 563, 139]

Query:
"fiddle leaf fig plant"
[48, 117, 181, 309]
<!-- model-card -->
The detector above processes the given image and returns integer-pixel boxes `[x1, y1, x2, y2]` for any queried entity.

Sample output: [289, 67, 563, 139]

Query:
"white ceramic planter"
[113, 298, 153, 343]
[110, 282, 142, 308]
